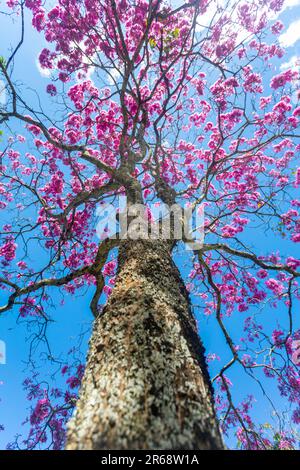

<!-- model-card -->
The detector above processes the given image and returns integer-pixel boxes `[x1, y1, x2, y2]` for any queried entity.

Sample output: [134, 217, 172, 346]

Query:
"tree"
[0, 0, 300, 450]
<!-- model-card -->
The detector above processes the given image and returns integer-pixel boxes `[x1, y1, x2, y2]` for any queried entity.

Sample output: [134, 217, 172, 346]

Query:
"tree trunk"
[66, 240, 223, 450]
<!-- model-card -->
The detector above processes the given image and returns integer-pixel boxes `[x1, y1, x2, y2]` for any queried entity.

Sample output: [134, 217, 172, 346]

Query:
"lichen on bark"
[66, 240, 224, 450]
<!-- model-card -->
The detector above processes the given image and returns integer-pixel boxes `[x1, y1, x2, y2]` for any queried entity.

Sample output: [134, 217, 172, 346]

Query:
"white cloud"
[279, 18, 300, 47]
[271, 0, 300, 18]
[282, 0, 300, 10]
[196, 0, 300, 31]
[196, 0, 226, 31]
[107, 66, 122, 85]
[76, 64, 95, 84]
[195, 0, 300, 46]
[36, 58, 51, 78]
[69, 40, 96, 84]
[280, 54, 300, 69]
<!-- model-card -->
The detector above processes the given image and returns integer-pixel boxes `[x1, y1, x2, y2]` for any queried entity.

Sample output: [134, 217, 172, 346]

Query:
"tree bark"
[66, 240, 224, 450]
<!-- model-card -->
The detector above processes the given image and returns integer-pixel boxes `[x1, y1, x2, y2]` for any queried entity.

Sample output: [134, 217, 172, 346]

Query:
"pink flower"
[103, 260, 117, 277]
[292, 233, 300, 243]
[6, 0, 18, 9]
[270, 70, 298, 90]
[30, 398, 50, 425]
[265, 278, 284, 296]
[66, 376, 81, 389]
[271, 20, 284, 35]
[61, 366, 68, 375]
[292, 408, 300, 424]
[257, 269, 268, 279]
[46, 84, 57, 96]
[238, 303, 249, 312]
[0, 238, 17, 262]
[17, 261, 27, 270]
[272, 329, 284, 347]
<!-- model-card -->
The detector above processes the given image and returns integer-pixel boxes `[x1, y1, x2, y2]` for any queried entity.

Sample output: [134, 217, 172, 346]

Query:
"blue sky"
[0, 0, 300, 450]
